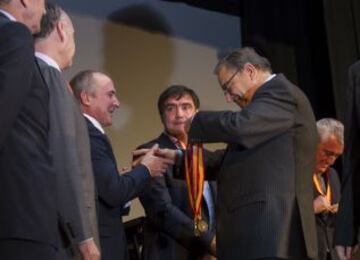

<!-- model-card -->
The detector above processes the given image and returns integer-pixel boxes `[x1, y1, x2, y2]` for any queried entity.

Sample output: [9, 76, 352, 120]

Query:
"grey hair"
[316, 118, 344, 145]
[69, 70, 99, 101]
[214, 47, 272, 75]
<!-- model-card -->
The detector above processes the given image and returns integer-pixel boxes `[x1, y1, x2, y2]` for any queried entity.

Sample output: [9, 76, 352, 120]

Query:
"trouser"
[0, 238, 57, 260]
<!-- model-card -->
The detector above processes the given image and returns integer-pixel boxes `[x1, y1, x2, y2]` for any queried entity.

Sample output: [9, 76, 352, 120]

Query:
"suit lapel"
[85, 117, 117, 166]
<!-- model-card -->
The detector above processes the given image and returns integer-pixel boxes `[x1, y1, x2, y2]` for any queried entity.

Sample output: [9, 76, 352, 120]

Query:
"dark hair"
[157, 85, 200, 116]
[70, 70, 98, 100]
[214, 47, 272, 75]
[33, 1, 62, 39]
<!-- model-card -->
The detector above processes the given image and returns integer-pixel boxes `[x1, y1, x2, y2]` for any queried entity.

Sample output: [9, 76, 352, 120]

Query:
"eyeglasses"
[221, 69, 240, 95]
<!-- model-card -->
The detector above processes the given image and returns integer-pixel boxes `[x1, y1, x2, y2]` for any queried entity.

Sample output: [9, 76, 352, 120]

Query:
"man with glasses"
[186, 47, 318, 259]
[313, 118, 343, 260]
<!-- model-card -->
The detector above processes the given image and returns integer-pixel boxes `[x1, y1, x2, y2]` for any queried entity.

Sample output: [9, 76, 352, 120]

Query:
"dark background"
[163, 0, 360, 176]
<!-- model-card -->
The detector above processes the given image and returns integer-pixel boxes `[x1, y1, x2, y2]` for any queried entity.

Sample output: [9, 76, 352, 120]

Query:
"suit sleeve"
[139, 142, 214, 253]
[334, 62, 360, 246]
[40, 65, 93, 244]
[90, 133, 151, 207]
[189, 86, 296, 149]
[0, 23, 34, 148]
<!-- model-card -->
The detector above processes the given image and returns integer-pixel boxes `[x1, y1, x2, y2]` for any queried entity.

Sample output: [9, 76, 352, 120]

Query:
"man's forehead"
[165, 94, 195, 105]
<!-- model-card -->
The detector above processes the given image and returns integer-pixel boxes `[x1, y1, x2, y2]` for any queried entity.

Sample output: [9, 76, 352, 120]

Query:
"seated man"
[313, 118, 344, 260]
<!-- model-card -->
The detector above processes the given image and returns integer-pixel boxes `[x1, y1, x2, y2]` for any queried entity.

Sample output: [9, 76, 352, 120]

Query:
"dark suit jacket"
[314, 167, 340, 260]
[85, 118, 151, 260]
[36, 57, 99, 259]
[138, 133, 216, 260]
[334, 61, 360, 246]
[189, 74, 318, 259]
[0, 14, 58, 249]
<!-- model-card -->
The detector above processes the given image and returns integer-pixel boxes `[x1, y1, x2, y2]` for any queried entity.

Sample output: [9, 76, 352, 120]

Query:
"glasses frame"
[221, 68, 240, 95]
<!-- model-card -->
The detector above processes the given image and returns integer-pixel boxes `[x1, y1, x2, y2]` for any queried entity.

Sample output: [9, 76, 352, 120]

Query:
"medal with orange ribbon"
[313, 173, 331, 203]
[185, 143, 208, 236]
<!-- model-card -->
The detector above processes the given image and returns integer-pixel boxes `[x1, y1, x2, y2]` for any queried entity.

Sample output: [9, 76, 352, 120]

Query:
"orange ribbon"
[313, 173, 331, 203]
[185, 143, 205, 225]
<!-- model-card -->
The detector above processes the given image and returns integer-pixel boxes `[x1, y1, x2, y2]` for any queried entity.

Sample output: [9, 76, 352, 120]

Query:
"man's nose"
[224, 92, 233, 103]
[175, 106, 184, 117]
[113, 97, 120, 108]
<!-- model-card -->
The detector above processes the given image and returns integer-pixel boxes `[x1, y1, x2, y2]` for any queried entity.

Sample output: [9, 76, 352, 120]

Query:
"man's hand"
[132, 146, 177, 167]
[335, 245, 358, 260]
[119, 166, 130, 175]
[154, 148, 177, 161]
[330, 203, 339, 213]
[139, 144, 174, 177]
[78, 239, 100, 260]
[209, 236, 216, 256]
[313, 195, 331, 214]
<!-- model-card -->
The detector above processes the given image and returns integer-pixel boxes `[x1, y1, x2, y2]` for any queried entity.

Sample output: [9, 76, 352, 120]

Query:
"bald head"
[0, 0, 45, 33]
[34, 2, 75, 70]
[70, 70, 120, 127]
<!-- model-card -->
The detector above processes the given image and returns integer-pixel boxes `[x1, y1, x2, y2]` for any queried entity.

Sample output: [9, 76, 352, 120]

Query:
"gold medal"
[194, 218, 208, 236]
[185, 143, 206, 236]
[197, 219, 208, 233]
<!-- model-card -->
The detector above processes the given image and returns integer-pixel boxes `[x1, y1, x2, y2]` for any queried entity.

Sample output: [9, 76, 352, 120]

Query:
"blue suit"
[85, 118, 150, 260]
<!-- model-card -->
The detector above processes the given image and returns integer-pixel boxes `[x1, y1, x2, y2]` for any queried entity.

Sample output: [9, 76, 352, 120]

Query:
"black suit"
[334, 61, 360, 247]
[85, 118, 151, 260]
[314, 167, 340, 260]
[138, 133, 216, 260]
[0, 14, 57, 259]
[36, 57, 99, 259]
[189, 74, 318, 259]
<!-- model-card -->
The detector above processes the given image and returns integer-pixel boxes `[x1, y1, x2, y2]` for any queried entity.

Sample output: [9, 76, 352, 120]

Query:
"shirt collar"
[0, 9, 16, 21]
[84, 114, 105, 134]
[164, 132, 186, 149]
[35, 52, 61, 72]
[264, 74, 276, 83]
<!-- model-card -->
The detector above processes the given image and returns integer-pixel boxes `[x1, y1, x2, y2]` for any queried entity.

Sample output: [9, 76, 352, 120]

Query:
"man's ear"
[80, 91, 91, 106]
[244, 63, 257, 81]
[56, 20, 66, 42]
[20, 0, 28, 8]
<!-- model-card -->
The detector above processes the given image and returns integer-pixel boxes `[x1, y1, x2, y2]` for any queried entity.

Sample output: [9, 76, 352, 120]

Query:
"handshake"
[132, 144, 178, 177]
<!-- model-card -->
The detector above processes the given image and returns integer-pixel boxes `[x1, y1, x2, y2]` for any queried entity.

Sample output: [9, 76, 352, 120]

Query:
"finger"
[162, 157, 175, 165]
[132, 157, 144, 167]
[133, 148, 150, 157]
[335, 246, 346, 260]
[345, 246, 353, 259]
[150, 143, 159, 151]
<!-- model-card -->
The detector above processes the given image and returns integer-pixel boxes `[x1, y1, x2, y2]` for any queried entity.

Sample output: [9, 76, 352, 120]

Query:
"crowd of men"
[0, 1, 359, 260]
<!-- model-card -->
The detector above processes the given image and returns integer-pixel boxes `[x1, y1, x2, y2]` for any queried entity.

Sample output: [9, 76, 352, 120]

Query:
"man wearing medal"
[185, 47, 318, 259]
[313, 118, 343, 260]
[137, 85, 216, 260]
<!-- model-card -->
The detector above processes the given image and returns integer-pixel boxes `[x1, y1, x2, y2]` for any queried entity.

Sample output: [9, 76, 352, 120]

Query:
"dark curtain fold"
[323, 0, 360, 121]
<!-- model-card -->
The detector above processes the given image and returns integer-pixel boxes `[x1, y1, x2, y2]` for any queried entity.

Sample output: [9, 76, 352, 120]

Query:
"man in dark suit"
[138, 85, 216, 260]
[70, 70, 174, 260]
[34, 3, 100, 260]
[0, 0, 59, 259]
[334, 61, 360, 260]
[313, 118, 343, 260]
[187, 47, 318, 259]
